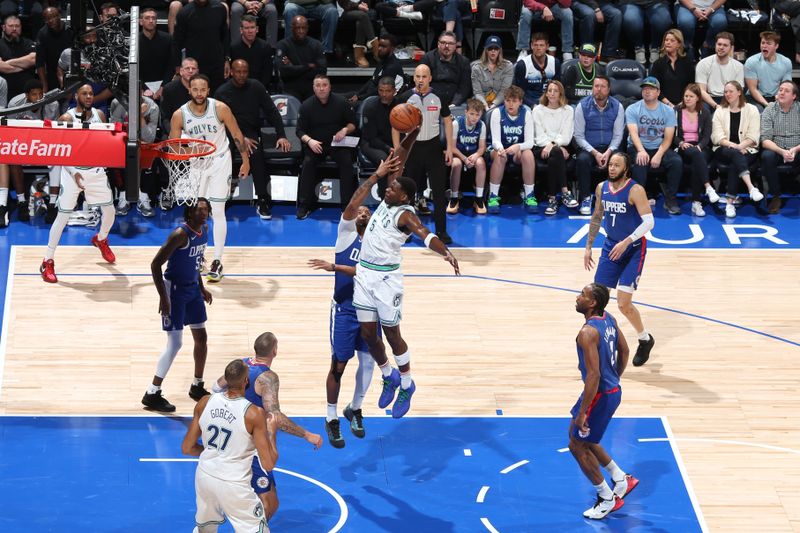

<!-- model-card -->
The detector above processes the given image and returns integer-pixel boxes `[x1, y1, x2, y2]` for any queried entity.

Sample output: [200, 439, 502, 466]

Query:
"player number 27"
[206, 424, 232, 451]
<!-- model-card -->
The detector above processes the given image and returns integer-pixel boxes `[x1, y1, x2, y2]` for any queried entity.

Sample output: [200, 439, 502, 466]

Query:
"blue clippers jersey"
[164, 224, 208, 283]
[243, 357, 270, 407]
[498, 105, 528, 148]
[333, 216, 362, 305]
[601, 180, 642, 244]
[576, 312, 621, 391]
[455, 115, 482, 154]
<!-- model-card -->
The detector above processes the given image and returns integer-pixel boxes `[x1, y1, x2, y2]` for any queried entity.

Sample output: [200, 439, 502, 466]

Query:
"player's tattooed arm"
[585, 182, 605, 249]
[257, 372, 306, 438]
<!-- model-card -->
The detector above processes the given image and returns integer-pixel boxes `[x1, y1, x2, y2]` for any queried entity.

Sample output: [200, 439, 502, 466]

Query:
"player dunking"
[583, 153, 656, 366]
[349, 152, 460, 418]
[40, 84, 116, 283]
[569, 283, 639, 519]
[182, 359, 278, 533]
[142, 198, 214, 413]
[308, 156, 400, 447]
[170, 73, 251, 283]
[211, 332, 323, 522]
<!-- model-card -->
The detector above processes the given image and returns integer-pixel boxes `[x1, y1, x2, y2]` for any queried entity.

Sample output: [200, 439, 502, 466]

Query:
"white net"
[159, 141, 214, 206]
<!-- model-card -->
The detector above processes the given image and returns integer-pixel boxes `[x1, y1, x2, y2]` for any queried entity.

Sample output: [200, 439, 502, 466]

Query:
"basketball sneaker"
[378, 368, 401, 408]
[562, 191, 579, 209]
[579, 196, 593, 215]
[633, 334, 655, 367]
[189, 381, 210, 401]
[544, 197, 559, 216]
[415, 197, 431, 216]
[583, 495, 624, 520]
[446, 197, 460, 214]
[257, 199, 272, 220]
[524, 193, 538, 213]
[16, 200, 30, 222]
[91, 235, 116, 264]
[474, 197, 487, 215]
[142, 390, 176, 412]
[325, 418, 345, 448]
[137, 198, 155, 218]
[487, 193, 500, 214]
[207, 260, 224, 283]
[613, 474, 640, 499]
[392, 381, 416, 418]
[40, 259, 58, 283]
[343, 403, 365, 438]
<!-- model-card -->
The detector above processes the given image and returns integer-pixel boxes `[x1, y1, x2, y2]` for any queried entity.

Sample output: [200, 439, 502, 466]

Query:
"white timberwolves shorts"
[194, 151, 232, 203]
[57, 166, 113, 212]
[194, 468, 269, 532]
[353, 265, 404, 326]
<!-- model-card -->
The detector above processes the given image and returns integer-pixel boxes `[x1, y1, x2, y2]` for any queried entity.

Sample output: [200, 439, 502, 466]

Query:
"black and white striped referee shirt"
[399, 89, 451, 142]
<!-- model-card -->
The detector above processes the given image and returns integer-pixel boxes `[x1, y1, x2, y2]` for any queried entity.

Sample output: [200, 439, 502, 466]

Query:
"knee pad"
[393, 351, 410, 367]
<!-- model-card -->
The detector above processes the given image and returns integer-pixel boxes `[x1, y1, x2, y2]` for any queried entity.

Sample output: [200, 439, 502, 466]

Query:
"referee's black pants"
[406, 138, 447, 234]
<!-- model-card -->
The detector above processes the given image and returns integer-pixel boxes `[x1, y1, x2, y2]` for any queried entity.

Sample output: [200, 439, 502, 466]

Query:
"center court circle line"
[476, 459, 532, 532]
[138, 458, 348, 533]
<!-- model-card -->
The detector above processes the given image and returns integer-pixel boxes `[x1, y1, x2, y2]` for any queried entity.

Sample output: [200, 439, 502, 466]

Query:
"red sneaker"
[614, 474, 640, 499]
[40, 259, 58, 283]
[91, 235, 116, 263]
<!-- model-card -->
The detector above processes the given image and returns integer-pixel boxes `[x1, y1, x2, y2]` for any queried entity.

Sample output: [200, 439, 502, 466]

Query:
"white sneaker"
[563, 52, 574, 61]
[397, 4, 413, 12]
[398, 10, 422, 19]
[649, 47, 660, 64]
[706, 186, 720, 203]
[583, 495, 624, 520]
[725, 203, 736, 218]
[579, 196, 592, 215]
[517, 50, 529, 62]
[691, 201, 705, 217]
[749, 187, 764, 202]
[137, 197, 155, 218]
[634, 46, 646, 64]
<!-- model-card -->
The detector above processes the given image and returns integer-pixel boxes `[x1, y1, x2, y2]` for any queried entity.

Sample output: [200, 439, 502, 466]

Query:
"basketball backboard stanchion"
[125, 5, 140, 203]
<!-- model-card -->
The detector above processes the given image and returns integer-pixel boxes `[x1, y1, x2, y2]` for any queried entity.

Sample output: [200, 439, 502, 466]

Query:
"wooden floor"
[2, 246, 799, 531]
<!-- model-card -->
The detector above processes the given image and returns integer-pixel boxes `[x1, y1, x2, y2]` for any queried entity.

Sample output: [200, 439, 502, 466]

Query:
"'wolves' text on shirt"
[186, 123, 219, 137]
[503, 125, 523, 136]
[602, 200, 627, 214]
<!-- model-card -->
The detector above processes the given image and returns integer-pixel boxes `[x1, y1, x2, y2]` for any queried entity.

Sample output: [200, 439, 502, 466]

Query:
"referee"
[394, 64, 454, 244]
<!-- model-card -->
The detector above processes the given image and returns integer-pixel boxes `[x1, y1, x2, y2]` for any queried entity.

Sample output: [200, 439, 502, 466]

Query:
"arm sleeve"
[573, 103, 593, 152]
[557, 106, 574, 146]
[610, 104, 625, 151]
[496, 62, 514, 104]
[519, 107, 535, 150]
[490, 109, 503, 150]
[296, 101, 310, 139]
[142, 100, 160, 143]
[471, 63, 487, 106]
[532, 106, 548, 146]
[710, 108, 726, 145]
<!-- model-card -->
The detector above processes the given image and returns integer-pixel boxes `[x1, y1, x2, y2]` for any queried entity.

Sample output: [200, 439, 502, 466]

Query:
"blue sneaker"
[487, 193, 500, 214]
[524, 193, 538, 213]
[378, 368, 401, 408]
[579, 196, 592, 215]
[392, 381, 416, 418]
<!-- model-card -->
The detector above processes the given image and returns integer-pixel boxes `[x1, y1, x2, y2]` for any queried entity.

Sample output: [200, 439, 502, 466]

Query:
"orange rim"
[140, 138, 216, 168]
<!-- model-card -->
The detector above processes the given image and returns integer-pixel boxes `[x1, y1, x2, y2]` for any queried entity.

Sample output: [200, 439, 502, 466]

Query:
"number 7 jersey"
[198, 393, 256, 483]
[600, 179, 642, 245]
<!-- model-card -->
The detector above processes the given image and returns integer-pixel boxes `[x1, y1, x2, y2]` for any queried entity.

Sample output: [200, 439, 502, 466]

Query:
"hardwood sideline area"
[2, 246, 798, 531]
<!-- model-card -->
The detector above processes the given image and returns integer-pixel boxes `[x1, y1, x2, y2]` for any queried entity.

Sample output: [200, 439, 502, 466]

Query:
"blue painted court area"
[0, 415, 702, 532]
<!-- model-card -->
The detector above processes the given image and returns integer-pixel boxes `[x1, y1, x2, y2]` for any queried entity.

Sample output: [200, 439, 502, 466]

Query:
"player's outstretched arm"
[344, 151, 401, 216]
[182, 395, 211, 456]
[399, 211, 460, 275]
[256, 371, 323, 449]
[248, 406, 279, 471]
[151, 228, 190, 316]
[308, 259, 356, 277]
[388, 128, 420, 183]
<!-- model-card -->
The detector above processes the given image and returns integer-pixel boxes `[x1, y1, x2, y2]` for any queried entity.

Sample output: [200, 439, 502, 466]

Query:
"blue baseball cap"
[484, 36, 502, 50]
[640, 76, 660, 89]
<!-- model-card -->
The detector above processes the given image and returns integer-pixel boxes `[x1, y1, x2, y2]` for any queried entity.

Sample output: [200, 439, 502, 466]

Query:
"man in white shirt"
[695, 31, 744, 110]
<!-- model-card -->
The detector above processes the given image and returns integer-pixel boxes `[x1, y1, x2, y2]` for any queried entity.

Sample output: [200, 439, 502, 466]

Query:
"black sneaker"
[325, 418, 345, 448]
[473, 197, 487, 215]
[664, 199, 681, 215]
[436, 231, 453, 245]
[206, 260, 224, 283]
[446, 197, 460, 214]
[45, 204, 57, 224]
[296, 206, 310, 220]
[343, 403, 365, 438]
[416, 197, 431, 216]
[633, 335, 655, 367]
[142, 390, 176, 412]
[16, 201, 30, 222]
[189, 381, 211, 401]
[0, 205, 8, 228]
[257, 199, 272, 220]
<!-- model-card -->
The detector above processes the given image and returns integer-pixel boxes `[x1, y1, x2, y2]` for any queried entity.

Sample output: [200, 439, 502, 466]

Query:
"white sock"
[451, 189, 459, 196]
[400, 371, 412, 389]
[637, 330, 650, 342]
[604, 460, 626, 483]
[523, 184, 534, 196]
[45, 211, 71, 260]
[489, 183, 500, 196]
[211, 200, 227, 261]
[98, 204, 115, 240]
[17, 193, 26, 203]
[475, 187, 484, 197]
[118, 190, 126, 203]
[155, 330, 184, 378]
[146, 383, 160, 395]
[327, 403, 337, 421]
[352, 350, 374, 411]
[379, 362, 393, 378]
[192, 376, 203, 386]
[594, 480, 614, 500]
[0, 188, 8, 206]
[140, 191, 150, 202]
[48, 194, 56, 205]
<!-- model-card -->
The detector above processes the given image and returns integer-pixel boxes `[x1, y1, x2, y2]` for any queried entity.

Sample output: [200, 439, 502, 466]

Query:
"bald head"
[291, 16, 308, 40]
[413, 64, 432, 92]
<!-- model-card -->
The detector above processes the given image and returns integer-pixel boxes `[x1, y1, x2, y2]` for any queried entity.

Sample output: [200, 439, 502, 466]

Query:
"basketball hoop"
[140, 138, 216, 206]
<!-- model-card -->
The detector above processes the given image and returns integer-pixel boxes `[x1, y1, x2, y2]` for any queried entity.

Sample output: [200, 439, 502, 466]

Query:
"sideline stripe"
[639, 437, 800, 456]
[661, 416, 709, 533]
[0, 246, 16, 399]
[138, 459, 348, 533]
[499, 460, 529, 474]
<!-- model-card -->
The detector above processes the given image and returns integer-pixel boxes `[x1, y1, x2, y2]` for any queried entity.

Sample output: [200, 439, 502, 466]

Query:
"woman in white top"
[710, 80, 764, 218]
[532, 80, 578, 216]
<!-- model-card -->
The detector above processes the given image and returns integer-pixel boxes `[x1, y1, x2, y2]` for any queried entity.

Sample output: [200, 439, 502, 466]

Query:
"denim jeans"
[283, 2, 339, 53]
[621, 3, 674, 49]
[571, 2, 623, 57]
[517, 4, 574, 52]
[674, 6, 728, 59]
[441, 0, 471, 42]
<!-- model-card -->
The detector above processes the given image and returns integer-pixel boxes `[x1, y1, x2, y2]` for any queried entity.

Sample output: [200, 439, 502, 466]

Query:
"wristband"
[423, 233, 438, 248]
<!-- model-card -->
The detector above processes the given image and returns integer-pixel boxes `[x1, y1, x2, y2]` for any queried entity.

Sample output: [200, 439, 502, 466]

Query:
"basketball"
[390, 103, 422, 133]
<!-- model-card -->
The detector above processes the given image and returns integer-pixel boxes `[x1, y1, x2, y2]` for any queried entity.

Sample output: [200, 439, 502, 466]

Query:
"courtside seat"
[605, 59, 646, 106]
[264, 93, 303, 173]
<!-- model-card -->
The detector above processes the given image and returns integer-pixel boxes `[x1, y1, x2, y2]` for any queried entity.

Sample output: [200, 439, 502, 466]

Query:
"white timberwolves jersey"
[360, 201, 415, 267]
[198, 393, 255, 483]
[65, 107, 103, 124]
[181, 97, 230, 155]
